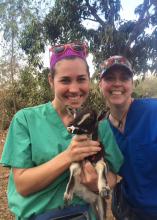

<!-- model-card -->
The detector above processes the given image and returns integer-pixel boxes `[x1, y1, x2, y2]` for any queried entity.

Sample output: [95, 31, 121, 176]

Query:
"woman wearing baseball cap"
[99, 55, 157, 220]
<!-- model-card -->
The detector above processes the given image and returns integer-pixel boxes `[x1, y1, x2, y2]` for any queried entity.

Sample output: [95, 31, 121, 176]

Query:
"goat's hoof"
[64, 199, 70, 206]
[64, 192, 73, 203]
[100, 187, 110, 199]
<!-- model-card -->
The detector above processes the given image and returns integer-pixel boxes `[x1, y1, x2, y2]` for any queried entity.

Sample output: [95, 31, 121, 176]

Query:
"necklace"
[110, 110, 128, 128]
[109, 98, 133, 129]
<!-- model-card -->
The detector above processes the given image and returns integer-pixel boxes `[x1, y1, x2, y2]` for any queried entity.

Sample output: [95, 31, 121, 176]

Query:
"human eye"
[121, 75, 131, 81]
[60, 77, 71, 84]
[103, 75, 115, 82]
[77, 76, 88, 83]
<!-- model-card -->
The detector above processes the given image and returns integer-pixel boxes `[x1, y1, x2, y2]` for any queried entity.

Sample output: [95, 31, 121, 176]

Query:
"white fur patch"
[77, 113, 90, 125]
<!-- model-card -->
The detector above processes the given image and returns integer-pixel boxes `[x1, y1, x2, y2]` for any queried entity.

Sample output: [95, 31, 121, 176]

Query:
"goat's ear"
[86, 108, 97, 119]
[97, 111, 103, 121]
[65, 105, 77, 117]
[97, 109, 110, 121]
[93, 109, 98, 119]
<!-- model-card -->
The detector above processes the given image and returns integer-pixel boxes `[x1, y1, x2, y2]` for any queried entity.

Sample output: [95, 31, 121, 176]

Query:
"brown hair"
[50, 56, 90, 79]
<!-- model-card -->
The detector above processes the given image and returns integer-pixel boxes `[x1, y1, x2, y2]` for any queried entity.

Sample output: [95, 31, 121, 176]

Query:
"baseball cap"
[100, 55, 133, 78]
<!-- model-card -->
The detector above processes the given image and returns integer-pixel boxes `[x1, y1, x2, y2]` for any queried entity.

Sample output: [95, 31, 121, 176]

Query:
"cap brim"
[103, 64, 133, 78]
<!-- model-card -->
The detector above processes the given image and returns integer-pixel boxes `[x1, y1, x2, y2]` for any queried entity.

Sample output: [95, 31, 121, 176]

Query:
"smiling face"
[49, 57, 90, 110]
[99, 68, 133, 108]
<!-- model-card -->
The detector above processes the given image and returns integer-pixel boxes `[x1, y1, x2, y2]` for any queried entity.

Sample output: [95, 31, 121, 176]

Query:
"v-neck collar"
[46, 102, 72, 138]
[109, 99, 135, 137]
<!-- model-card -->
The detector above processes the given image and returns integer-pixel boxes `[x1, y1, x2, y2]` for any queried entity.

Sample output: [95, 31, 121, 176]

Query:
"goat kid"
[64, 108, 110, 220]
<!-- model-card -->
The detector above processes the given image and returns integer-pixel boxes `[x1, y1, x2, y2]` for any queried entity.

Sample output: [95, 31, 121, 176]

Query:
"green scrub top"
[1, 102, 123, 219]
[98, 118, 124, 173]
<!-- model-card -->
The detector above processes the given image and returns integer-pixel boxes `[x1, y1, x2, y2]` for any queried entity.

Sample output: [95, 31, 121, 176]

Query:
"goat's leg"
[97, 196, 107, 220]
[64, 162, 81, 203]
[95, 159, 110, 198]
[91, 201, 99, 220]
[91, 196, 107, 220]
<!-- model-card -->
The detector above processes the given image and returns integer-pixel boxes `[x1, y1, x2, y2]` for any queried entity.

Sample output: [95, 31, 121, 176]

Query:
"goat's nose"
[67, 127, 72, 133]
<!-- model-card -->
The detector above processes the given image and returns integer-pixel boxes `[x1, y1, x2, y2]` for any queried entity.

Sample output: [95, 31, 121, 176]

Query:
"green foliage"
[0, 66, 53, 130]
[0, 88, 13, 130]
[20, 0, 157, 76]
[16, 66, 52, 108]
[134, 77, 157, 98]
[86, 80, 106, 112]
[0, 0, 35, 46]
[20, 19, 45, 67]
[0, 0, 42, 113]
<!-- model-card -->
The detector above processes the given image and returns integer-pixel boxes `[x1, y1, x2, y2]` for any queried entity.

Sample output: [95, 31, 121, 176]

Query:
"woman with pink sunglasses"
[1, 43, 123, 220]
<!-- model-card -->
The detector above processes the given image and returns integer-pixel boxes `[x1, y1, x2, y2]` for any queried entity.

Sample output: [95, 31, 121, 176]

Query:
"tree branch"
[81, 17, 98, 23]
[84, 0, 106, 27]
[126, 0, 152, 47]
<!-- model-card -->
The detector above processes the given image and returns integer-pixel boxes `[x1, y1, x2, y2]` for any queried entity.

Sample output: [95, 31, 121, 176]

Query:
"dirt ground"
[0, 131, 114, 220]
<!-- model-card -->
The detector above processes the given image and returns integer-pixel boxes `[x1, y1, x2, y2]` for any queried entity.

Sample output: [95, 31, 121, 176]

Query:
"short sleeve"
[0, 110, 34, 168]
[98, 119, 124, 173]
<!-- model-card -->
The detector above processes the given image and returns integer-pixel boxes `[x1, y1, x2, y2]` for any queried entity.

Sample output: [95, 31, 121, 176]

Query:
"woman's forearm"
[13, 151, 71, 196]
[13, 136, 100, 197]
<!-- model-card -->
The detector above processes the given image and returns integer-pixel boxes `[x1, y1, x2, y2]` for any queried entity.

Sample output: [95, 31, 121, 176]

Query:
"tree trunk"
[10, 26, 17, 113]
